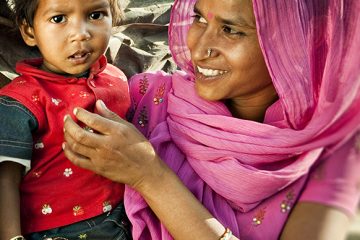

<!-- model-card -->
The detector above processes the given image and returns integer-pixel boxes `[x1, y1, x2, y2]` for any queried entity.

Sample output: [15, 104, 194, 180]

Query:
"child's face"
[21, 0, 113, 76]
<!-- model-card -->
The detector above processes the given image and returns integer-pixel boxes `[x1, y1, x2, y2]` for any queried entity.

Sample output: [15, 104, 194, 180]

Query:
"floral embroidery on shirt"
[73, 205, 84, 216]
[252, 207, 266, 226]
[16, 80, 26, 84]
[32, 171, 42, 178]
[32, 95, 40, 103]
[78, 233, 87, 239]
[153, 83, 165, 105]
[63, 168, 73, 177]
[103, 201, 112, 213]
[280, 190, 294, 213]
[51, 98, 62, 106]
[79, 91, 90, 98]
[42, 204, 52, 215]
[138, 106, 148, 127]
[34, 140, 45, 149]
[139, 75, 149, 95]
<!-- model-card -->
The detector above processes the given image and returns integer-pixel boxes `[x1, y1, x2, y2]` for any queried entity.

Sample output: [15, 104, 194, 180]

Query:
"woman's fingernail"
[63, 114, 69, 122]
[99, 100, 107, 109]
[73, 108, 78, 116]
[62, 142, 65, 150]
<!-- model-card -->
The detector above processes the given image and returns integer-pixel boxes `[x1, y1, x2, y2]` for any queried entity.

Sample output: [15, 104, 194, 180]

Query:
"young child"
[0, 0, 131, 239]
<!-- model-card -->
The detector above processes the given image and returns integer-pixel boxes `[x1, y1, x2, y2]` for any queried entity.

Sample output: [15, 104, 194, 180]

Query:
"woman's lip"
[197, 66, 228, 76]
[195, 70, 228, 82]
[195, 69, 229, 80]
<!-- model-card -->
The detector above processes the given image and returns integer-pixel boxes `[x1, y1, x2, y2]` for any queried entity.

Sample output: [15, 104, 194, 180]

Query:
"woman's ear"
[18, 20, 37, 47]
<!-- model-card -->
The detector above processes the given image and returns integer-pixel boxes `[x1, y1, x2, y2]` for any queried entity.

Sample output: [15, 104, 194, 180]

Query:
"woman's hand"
[63, 100, 162, 191]
[63, 100, 238, 240]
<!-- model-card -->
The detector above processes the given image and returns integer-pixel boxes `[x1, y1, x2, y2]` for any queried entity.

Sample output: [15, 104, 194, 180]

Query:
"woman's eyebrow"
[219, 15, 255, 29]
[193, 6, 202, 15]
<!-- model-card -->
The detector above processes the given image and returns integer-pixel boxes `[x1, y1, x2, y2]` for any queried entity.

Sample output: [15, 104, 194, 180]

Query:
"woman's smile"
[196, 65, 228, 77]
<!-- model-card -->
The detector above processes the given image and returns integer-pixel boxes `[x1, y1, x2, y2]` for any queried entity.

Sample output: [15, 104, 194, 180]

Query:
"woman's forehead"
[194, 0, 256, 27]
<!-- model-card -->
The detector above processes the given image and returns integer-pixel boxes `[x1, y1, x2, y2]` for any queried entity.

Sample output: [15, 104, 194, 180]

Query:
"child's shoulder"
[102, 63, 127, 81]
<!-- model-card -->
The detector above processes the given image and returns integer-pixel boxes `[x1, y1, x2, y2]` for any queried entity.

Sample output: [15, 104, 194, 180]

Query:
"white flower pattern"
[63, 168, 73, 177]
[42, 204, 52, 215]
[103, 201, 112, 213]
[34, 141, 44, 149]
[51, 98, 62, 106]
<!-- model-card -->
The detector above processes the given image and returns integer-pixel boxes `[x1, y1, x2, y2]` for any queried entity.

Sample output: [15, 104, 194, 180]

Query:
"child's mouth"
[68, 51, 91, 64]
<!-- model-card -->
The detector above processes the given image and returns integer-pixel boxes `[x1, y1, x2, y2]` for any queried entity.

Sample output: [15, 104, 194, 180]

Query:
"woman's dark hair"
[13, 0, 123, 27]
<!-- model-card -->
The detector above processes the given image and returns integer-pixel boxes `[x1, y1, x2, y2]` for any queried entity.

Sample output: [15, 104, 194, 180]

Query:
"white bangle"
[9, 236, 25, 240]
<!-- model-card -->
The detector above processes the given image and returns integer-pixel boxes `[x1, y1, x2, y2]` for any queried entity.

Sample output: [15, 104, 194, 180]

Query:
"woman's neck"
[226, 84, 278, 122]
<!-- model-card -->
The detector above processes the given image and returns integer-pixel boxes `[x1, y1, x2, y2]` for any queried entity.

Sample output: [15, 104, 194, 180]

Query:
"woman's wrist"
[133, 154, 172, 195]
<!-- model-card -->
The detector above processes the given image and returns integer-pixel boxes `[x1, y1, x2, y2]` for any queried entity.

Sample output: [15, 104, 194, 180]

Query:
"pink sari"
[125, 0, 360, 239]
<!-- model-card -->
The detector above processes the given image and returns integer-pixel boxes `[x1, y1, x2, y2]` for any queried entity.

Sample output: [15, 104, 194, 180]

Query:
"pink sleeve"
[299, 132, 360, 217]
[129, 71, 172, 137]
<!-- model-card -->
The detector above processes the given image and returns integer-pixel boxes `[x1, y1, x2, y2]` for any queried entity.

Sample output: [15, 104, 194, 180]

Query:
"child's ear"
[19, 20, 37, 47]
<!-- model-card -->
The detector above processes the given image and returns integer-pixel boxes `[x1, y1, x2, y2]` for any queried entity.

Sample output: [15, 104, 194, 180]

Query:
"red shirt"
[0, 56, 130, 234]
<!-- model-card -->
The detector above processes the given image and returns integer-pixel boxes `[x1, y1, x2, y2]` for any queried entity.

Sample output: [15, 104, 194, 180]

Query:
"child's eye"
[191, 14, 207, 24]
[50, 15, 66, 23]
[89, 11, 104, 20]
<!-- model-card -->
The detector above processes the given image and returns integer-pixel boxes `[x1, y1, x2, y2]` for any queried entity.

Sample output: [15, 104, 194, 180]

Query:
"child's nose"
[69, 21, 91, 42]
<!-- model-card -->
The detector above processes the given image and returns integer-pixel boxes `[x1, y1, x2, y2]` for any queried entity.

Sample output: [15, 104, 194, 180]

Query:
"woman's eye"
[89, 11, 104, 20]
[223, 26, 245, 36]
[192, 14, 207, 24]
[50, 15, 65, 23]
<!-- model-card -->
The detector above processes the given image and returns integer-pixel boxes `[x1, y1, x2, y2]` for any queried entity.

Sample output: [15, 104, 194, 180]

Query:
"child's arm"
[0, 161, 24, 239]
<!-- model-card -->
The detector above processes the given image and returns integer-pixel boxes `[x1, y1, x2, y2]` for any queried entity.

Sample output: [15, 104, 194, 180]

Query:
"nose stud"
[207, 48, 212, 58]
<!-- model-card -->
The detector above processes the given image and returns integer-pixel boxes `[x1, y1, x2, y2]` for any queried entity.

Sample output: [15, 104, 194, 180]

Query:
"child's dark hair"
[109, 0, 124, 26]
[13, 0, 123, 27]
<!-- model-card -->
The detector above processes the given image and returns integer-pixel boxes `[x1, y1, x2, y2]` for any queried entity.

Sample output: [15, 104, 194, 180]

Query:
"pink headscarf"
[125, 0, 360, 239]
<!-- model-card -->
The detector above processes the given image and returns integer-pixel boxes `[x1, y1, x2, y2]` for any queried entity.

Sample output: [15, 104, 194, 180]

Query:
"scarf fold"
[125, 0, 360, 239]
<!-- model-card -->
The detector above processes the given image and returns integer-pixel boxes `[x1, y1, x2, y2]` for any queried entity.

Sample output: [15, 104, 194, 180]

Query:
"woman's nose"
[191, 28, 217, 60]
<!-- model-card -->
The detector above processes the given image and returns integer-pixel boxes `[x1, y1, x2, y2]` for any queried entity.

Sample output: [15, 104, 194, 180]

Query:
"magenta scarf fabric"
[125, 0, 360, 239]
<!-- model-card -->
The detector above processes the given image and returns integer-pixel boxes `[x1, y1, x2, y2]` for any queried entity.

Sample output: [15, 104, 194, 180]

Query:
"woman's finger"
[63, 114, 103, 148]
[95, 100, 126, 123]
[73, 101, 128, 136]
[62, 142, 96, 172]
[63, 129, 97, 159]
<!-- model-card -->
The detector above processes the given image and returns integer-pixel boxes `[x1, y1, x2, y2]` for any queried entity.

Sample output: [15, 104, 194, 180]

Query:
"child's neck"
[39, 64, 89, 78]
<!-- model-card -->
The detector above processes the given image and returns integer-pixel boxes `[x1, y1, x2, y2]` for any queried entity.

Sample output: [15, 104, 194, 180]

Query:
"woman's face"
[187, 0, 276, 117]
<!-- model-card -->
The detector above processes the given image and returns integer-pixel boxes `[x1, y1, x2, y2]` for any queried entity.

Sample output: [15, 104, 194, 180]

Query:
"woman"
[63, 0, 360, 239]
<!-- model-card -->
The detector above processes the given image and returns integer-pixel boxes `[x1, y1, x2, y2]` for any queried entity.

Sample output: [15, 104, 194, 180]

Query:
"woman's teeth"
[197, 66, 227, 77]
